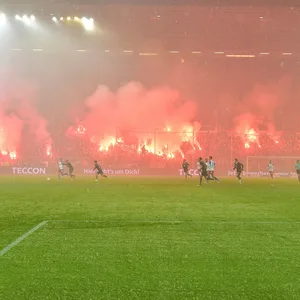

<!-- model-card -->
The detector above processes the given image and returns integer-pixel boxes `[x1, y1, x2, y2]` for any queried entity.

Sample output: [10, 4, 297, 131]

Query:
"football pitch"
[0, 176, 300, 300]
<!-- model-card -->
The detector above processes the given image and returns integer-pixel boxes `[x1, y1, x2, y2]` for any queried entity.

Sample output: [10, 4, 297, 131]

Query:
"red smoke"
[0, 72, 52, 158]
[234, 77, 290, 147]
[68, 81, 199, 155]
[0, 69, 295, 161]
[0, 113, 23, 155]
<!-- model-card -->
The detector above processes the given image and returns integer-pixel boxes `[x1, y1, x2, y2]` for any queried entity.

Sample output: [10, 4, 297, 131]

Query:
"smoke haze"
[0, 72, 52, 156]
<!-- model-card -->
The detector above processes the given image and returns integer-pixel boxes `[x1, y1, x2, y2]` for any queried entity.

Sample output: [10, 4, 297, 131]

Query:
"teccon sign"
[179, 169, 199, 176]
[12, 167, 46, 175]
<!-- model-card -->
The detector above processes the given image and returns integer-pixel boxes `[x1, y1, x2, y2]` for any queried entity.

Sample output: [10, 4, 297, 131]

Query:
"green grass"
[0, 176, 300, 300]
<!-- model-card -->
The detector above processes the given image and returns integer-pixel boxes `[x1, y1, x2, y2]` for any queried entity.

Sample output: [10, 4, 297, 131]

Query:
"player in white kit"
[58, 158, 67, 180]
[268, 160, 275, 179]
[208, 156, 220, 182]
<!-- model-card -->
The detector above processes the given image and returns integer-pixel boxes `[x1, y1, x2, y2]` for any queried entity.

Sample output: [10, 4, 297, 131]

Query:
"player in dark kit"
[94, 161, 108, 182]
[182, 159, 192, 179]
[233, 158, 244, 184]
[197, 157, 208, 186]
[65, 160, 76, 179]
[296, 160, 300, 182]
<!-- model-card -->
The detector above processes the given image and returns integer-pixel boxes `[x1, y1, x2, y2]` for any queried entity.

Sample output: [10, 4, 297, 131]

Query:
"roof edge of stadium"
[1, 0, 300, 7]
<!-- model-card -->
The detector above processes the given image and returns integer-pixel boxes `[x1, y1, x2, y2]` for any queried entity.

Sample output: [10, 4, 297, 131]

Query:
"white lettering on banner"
[84, 169, 94, 174]
[179, 169, 199, 176]
[12, 167, 46, 175]
[83, 169, 140, 175]
[228, 170, 296, 177]
[125, 169, 140, 175]
[109, 169, 124, 175]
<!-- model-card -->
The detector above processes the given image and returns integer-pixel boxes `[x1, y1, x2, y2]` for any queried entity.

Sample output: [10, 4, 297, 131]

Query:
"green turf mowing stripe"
[49, 220, 300, 224]
[0, 220, 48, 257]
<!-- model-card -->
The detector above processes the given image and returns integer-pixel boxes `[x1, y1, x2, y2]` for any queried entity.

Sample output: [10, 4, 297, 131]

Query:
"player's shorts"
[237, 171, 242, 177]
[69, 168, 74, 175]
[97, 169, 104, 175]
[208, 170, 214, 176]
[297, 169, 300, 175]
[183, 168, 189, 174]
[201, 170, 208, 177]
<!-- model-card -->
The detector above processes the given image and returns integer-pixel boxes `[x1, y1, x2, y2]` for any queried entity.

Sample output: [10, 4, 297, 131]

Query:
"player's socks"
[212, 176, 220, 183]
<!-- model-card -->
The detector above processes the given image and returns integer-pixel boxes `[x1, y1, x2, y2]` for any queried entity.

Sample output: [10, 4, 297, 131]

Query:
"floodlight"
[82, 17, 94, 31]
[22, 15, 30, 24]
[0, 13, 6, 23]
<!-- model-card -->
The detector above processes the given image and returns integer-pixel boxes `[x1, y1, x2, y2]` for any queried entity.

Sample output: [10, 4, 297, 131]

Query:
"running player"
[65, 160, 76, 179]
[296, 160, 300, 182]
[182, 159, 192, 179]
[197, 157, 208, 186]
[93, 160, 108, 182]
[233, 158, 244, 184]
[268, 160, 275, 179]
[208, 156, 220, 182]
[205, 158, 212, 180]
[58, 158, 67, 180]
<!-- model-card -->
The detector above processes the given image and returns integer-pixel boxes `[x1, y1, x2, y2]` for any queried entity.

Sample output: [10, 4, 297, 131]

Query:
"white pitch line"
[0, 220, 48, 257]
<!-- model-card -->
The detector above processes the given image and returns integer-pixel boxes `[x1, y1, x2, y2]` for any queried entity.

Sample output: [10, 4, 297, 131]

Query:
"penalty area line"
[0, 220, 48, 257]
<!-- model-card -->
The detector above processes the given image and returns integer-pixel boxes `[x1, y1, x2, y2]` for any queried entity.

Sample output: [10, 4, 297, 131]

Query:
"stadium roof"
[2, 0, 300, 6]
